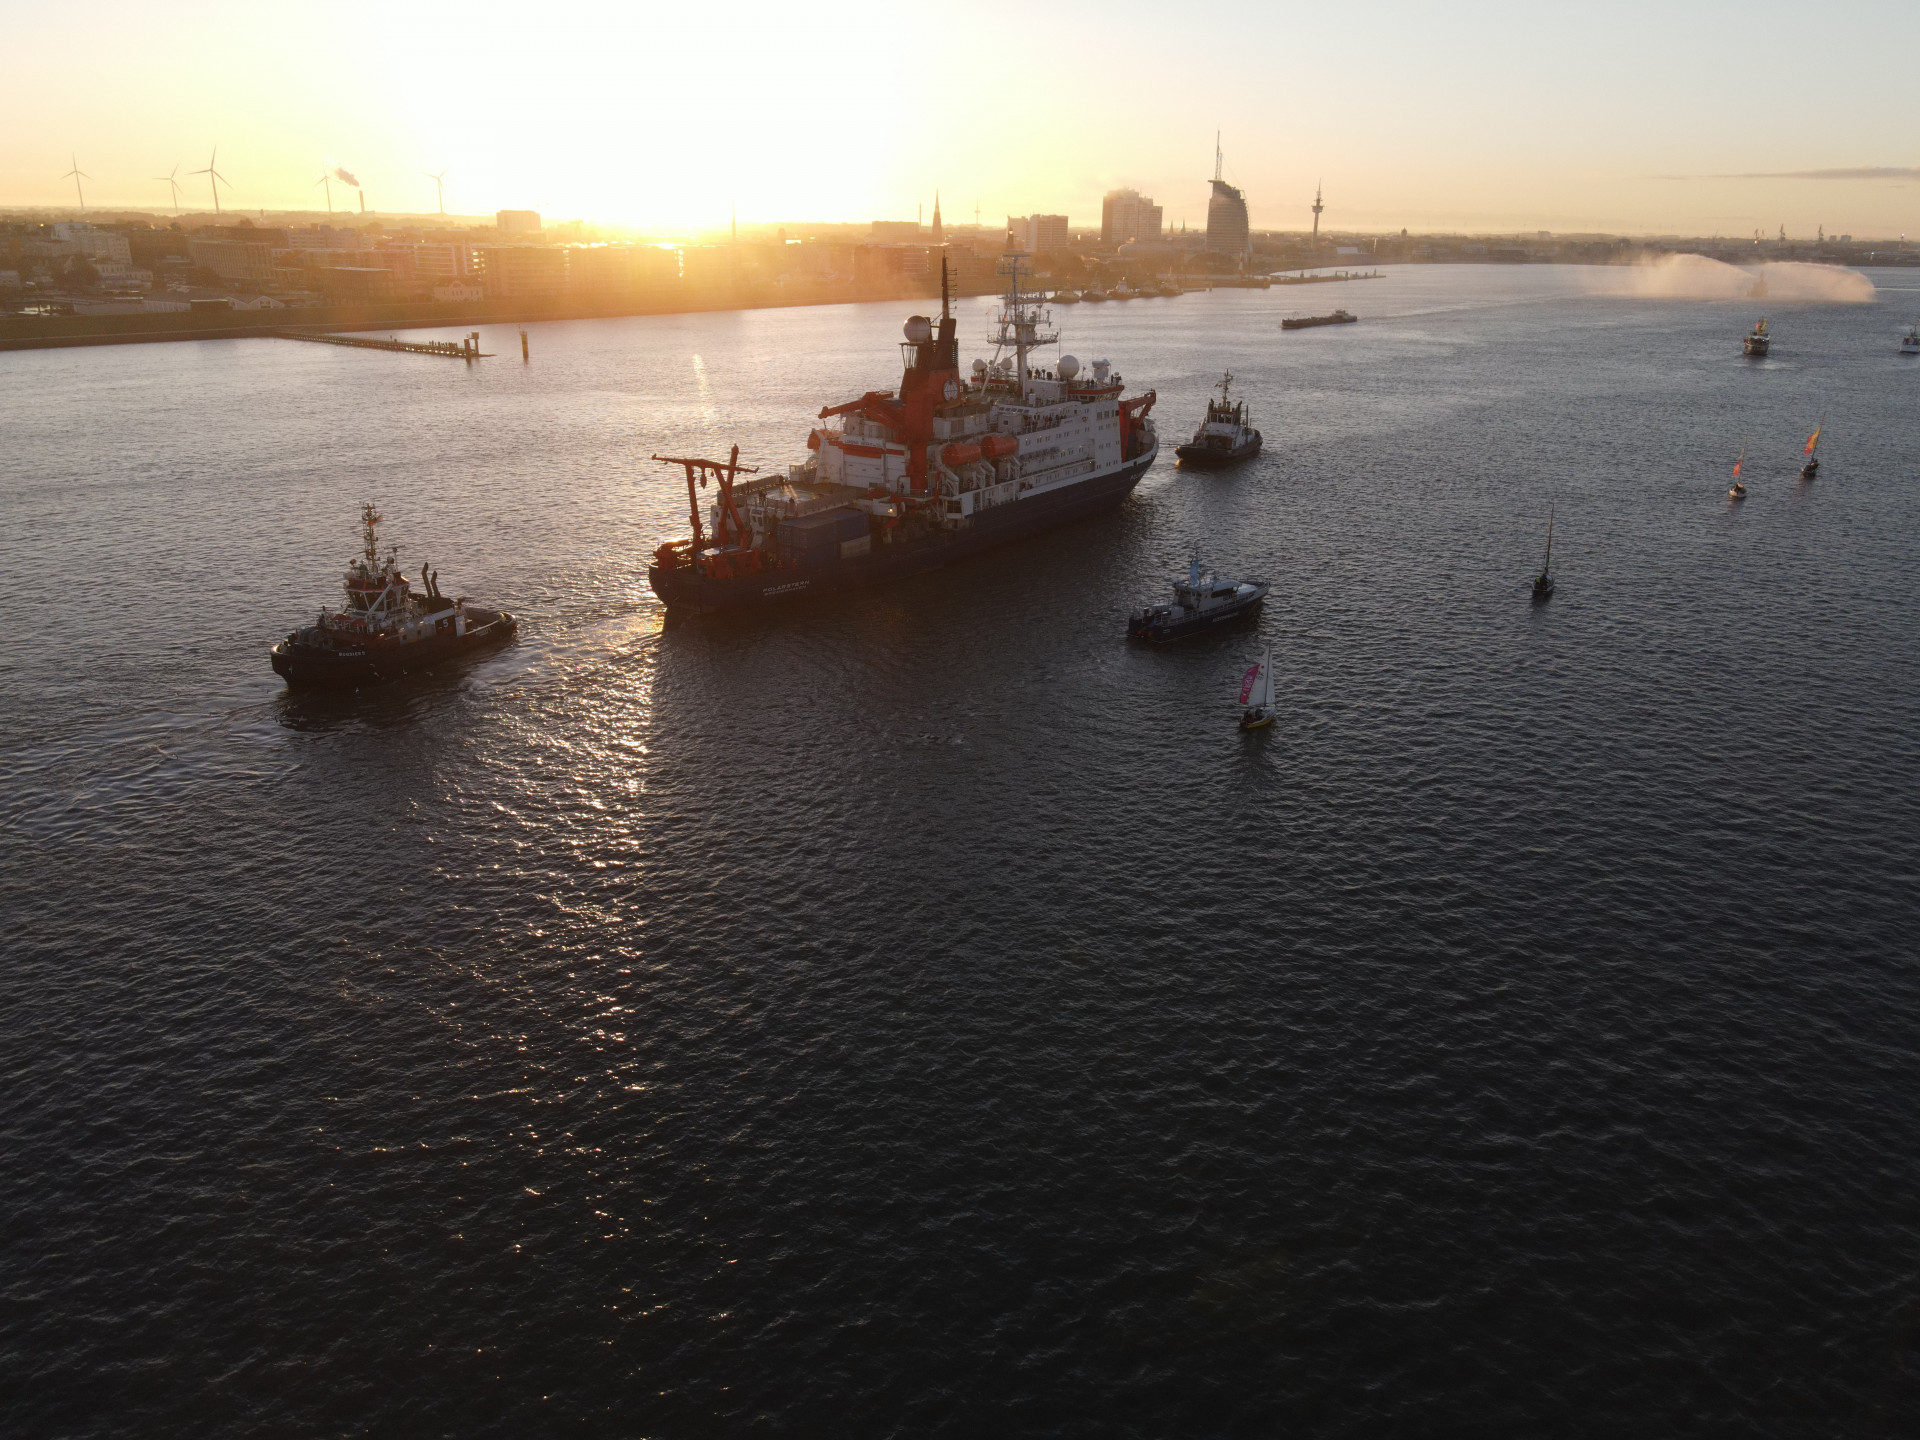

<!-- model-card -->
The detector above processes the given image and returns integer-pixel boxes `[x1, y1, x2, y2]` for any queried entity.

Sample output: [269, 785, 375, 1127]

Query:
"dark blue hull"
[649, 449, 1157, 612]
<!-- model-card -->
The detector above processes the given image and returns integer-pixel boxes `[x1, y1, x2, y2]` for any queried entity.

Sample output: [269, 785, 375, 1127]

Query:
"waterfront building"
[1205, 138, 1251, 259]
[473, 244, 566, 300]
[382, 241, 472, 281]
[871, 220, 923, 243]
[186, 235, 275, 283]
[1101, 190, 1163, 249]
[51, 222, 132, 266]
[315, 266, 395, 303]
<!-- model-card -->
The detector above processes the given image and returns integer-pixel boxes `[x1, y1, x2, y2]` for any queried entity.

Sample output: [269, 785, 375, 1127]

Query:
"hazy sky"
[7, 0, 1919, 236]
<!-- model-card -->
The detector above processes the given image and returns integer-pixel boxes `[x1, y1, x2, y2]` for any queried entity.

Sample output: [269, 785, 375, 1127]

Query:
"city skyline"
[6, 1, 1920, 237]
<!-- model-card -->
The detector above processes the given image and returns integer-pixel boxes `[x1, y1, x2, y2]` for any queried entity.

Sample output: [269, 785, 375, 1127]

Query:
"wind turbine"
[425, 168, 448, 215]
[156, 164, 183, 212]
[62, 154, 91, 210]
[192, 147, 228, 215]
[316, 171, 333, 213]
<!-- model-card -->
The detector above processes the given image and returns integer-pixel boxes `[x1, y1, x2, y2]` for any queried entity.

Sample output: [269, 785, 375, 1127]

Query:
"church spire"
[931, 189, 944, 244]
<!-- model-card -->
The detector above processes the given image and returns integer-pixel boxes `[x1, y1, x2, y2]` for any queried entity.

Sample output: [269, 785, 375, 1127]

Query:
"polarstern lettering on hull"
[647, 252, 1157, 613]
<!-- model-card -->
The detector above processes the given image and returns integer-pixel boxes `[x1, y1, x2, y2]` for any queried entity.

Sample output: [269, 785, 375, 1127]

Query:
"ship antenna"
[941, 253, 950, 322]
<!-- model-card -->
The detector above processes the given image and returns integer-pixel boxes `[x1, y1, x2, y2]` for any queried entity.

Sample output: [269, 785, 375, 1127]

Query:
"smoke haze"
[1587, 254, 1875, 303]
[330, 165, 360, 187]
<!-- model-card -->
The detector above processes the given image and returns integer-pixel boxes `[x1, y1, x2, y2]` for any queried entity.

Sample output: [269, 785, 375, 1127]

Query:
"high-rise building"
[1101, 190, 1163, 248]
[496, 210, 542, 235]
[1205, 137, 1250, 258]
[1007, 214, 1071, 254]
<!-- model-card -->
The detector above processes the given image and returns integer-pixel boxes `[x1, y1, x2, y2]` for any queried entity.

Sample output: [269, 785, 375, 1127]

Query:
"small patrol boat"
[1532, 504, 1556, 603]
[1128, 552, 1268, 641]
[1743, 318, 1771, 357]
[270, 503, 516, 688]
[1239, 644, 1276, 730]
[1729, 443, 1748, 500]
[1800, 417, 1823, 480]
[1174, 370, 1263, 468]
[1900, 323, 1919, 355]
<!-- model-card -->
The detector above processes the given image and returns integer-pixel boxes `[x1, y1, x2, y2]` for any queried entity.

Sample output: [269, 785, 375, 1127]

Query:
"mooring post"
[520, 329, 529, 362]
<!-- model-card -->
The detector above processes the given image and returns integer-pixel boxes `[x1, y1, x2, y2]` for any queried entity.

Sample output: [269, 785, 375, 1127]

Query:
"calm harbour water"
[4, 266, 1920, 1436]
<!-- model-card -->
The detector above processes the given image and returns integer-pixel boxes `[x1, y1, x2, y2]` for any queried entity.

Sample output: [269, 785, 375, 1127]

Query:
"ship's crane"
[652, 446, 759, 553]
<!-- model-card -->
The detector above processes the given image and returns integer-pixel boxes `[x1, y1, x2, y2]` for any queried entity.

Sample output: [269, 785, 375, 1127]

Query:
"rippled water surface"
[5, 266, 1920, 1437]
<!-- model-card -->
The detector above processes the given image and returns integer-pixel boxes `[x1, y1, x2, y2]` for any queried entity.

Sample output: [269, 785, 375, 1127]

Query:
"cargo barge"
[1281, 309, 1357, 331]
[647, 255, 1158, 612]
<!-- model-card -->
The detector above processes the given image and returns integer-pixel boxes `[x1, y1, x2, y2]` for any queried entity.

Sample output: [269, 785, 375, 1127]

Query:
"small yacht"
[1239, 644, 1276, 730]
[1743, 318, 1771, 357]
[1531, 505, 1556, 603]
[1174, 371, 1263, 468]
[1128, 552, 1268, 642]
[1052, 290, 1081, 305]
[1729, 442, 1748, 500]
[1900, 323, 1919, 355]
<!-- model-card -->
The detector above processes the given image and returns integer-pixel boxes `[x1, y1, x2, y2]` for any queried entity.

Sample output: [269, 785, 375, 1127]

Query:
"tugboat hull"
[1175, 434, 1263, 468]
[271, 608, 517, 688]
[648, 452, 1155, 613]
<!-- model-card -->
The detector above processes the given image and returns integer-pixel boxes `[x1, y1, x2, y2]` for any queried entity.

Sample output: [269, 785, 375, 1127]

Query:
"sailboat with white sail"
[1239, 644, 1275, 731]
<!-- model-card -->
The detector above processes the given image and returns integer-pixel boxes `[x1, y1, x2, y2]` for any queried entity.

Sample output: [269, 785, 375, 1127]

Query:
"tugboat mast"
[361, 503, 383, 564]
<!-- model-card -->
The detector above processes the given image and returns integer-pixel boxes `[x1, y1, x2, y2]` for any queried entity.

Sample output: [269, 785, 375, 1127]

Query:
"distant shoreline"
[0, 281, 1006, 353]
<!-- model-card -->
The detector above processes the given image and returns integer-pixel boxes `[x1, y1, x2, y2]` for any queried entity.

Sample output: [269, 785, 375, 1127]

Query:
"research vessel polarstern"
[646, 256, 1159, 612]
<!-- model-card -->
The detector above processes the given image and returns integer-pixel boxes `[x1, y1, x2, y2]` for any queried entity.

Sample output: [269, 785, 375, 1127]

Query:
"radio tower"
[1312, 181, 1324, 243]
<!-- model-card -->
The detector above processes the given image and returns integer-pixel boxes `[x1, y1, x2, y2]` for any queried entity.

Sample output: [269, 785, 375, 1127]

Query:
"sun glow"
[7, 1, 1920, 236]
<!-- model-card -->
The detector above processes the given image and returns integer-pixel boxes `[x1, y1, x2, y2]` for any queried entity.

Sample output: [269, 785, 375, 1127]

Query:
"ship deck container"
[777, 506, 871, 566]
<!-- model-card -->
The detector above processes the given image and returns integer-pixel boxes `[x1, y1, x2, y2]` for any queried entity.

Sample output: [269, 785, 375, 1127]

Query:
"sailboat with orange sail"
[1800, 417, 1823, 481]
[1730, 443, 1748, 500]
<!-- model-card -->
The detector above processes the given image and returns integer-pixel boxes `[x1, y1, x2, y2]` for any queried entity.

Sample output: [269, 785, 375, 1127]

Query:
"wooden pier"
[273, 329, 491, 359]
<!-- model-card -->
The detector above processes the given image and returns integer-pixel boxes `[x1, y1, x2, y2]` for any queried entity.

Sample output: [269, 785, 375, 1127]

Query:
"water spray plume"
[1587, 253, 1873, 303]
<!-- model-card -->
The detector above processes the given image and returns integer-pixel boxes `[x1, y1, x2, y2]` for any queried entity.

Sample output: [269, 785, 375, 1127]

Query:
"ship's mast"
[991, 248, 1056, 392]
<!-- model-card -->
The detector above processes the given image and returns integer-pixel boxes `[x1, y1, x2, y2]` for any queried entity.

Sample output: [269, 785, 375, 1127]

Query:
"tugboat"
[1900, 323, 1919, 355]
[1128, 552, 1268, 641]
[1800, 417, 1823, 480]
[1729, 443, 1748, 500]
[1238, 644, 1276, 730]
[646, 255, 1158, 613]
[1282, 309, 1356, 331]
[1743, 318, 1771, 357]
[1531, 504, 1556, 603]
[1174, 371, 1263, 468]
[270, 504, 516, 688]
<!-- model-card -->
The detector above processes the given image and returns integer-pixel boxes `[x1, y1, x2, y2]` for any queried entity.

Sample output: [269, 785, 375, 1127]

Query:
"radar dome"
[1092, 359, 1111, 381]
[1057, 355, 1080, 380]
[903, 315, 933, 343]
[972, 358, 988, 375]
